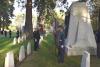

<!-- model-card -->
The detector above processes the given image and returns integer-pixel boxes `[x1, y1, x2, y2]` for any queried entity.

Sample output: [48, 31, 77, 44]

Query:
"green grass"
[0, 33, 100, 67]
[91, 56, 100, 67]
[0, 33, 34, 67]
[17, 34, 82, 67]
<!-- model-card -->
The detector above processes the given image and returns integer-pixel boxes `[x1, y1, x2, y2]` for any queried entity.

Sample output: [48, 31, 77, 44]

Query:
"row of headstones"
[5, 42, 31, 67]
[5, 47, 90, 67]
[13, 34, 45, 45]
[13, 35, 26, 45]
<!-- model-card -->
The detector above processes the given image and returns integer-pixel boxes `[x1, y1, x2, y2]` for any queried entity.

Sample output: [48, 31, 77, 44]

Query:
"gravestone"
[18, 37, 21, 43]
[21, 35, 26, 41]
[65, 1, 97, 56]
[21, 36, 24, 42]
[19, 46, 25, 62]
[27, 42, 31, 55]
[81, 51, 90, 67]
[23, 35, 26, 40]
[5, 51, 15, 67]
[39, 36, 43, 45]
[13, 38, 17, 45]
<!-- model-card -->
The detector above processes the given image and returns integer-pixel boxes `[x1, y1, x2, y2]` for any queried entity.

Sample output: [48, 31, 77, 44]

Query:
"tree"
[16, 0, 68, 39]
[94, 0, 100, 30]
[24, 0, 33, 39]
[17, 0, 33, 39]
[90, 0, 100, 31]
[34, 0, 56, 30]
[33, 0, 69, 31]
[0, 0, 14, 29]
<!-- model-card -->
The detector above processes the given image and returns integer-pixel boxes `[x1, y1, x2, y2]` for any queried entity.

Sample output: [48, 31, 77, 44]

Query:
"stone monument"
[65, 1, 97, 56]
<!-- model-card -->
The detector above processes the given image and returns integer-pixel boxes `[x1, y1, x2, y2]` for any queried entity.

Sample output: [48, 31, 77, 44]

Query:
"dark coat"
[58, 31, 65, 63]
[33, 30, 40, 40]
[58, 31, 65, 46]
[33, 30, 40, 51]
[95, 31, 100, 43]
[16, 30, 19, 38]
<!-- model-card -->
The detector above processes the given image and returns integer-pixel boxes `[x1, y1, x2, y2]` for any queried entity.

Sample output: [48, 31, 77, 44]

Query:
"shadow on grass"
[0, 37, 34, 67]
[16, 34, 100, 67]
[17, 34, 81, 67]
[0, 40, 13, 50]
[37, 34, 81, 67]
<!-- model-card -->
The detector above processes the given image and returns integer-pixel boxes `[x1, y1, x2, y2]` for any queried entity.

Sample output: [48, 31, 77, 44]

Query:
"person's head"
[58, 25, 63, 32]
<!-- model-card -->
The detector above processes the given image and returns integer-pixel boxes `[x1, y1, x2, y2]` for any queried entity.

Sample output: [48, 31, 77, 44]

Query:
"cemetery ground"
[17, 34, 100, 67]
[0, 33, 100, 67]
[0, 33, 34, 67]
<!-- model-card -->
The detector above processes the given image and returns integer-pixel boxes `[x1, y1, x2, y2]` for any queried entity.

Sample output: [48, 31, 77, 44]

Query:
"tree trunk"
[24, 0, 33, 39]
[99, 8, 100, 30]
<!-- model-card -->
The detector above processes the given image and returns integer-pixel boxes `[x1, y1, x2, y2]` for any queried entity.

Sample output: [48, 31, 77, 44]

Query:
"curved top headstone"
[5, 51, 15, 67]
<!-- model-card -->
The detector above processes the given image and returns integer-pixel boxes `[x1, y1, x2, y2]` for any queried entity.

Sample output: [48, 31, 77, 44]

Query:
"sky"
[55, 0, 78, 12]
[11, 0, 78, 26]
[13, 0, 78, 15]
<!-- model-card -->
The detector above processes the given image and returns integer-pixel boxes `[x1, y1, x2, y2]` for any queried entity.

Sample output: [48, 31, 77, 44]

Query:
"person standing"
[57, 26, 65, 63]
[4, 30, 7, 37]
[9, 30, 12, 38]
[33, 28, 40, 51]
[95, 30, 100, 58]
[16, 30, 19, 38]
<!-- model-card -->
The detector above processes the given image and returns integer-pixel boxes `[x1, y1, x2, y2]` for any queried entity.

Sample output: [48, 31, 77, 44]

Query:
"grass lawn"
[0, 33, 100, 67]
[17, 34, 78, 67]
[0, 33, 34, 67]
[17, 34, 100, 67]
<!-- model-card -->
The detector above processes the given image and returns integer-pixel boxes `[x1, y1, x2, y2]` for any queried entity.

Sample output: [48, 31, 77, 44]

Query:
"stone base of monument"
[66, 40, 97, 56]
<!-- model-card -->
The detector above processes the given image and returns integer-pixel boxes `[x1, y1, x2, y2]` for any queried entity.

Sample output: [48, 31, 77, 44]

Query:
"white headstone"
[5, 51, 15, 67]
[27, 42, 31, 55]
[23, 35, 26, 40]
[39, 36, 43, 45]
[21, 36, 24, 42]
[65, 2, 97, 56]
[13, 38, 17, 45]
[19, 46, 25, 62]
[81, 51, 90, 67]
[18, 37, 21, 43]
[21, 35, 26, 41]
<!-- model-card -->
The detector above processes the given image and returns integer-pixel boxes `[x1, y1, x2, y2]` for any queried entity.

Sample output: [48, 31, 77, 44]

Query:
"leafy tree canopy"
[0, 0, 15, 28]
